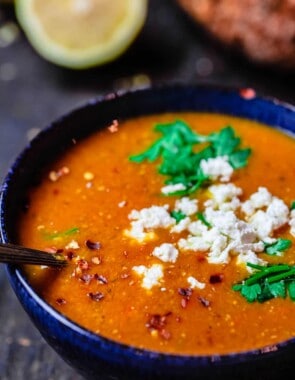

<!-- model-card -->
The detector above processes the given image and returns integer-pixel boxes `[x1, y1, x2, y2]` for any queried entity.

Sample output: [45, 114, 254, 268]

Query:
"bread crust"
[177, 0, 295, 69]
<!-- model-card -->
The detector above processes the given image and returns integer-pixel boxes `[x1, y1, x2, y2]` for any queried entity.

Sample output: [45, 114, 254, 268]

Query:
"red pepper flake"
[178, 287, 193, 299]
[209, 274, 224, 284]
[56, 298, 66, 305]
[178, 287, 193, 308]
[86, 240, 101, 250]
[77, 259, 89, 271]
[108, 119, 119, 133]
[88, 292, 104, 302]
[67, 251, 75, 260]
[197, 296, 211, 308]
[240, 88, 256, 100]
[80, 274, 94, 284]
[94, 274, 108, 284]
[146, 312, 172, 334]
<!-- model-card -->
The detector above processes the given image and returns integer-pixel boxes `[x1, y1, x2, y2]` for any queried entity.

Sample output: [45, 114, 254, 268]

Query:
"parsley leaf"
[130, 120, 251, 195]
[291, 201, 295, 211]
[240, 283, 262, 303]
[171, 210, 186, 224]
[233, 263, 295, 303]
[264, 238, 292, 256]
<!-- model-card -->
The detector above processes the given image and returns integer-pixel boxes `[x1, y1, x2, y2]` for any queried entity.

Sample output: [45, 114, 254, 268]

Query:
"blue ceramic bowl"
[1, 85, 295, 380]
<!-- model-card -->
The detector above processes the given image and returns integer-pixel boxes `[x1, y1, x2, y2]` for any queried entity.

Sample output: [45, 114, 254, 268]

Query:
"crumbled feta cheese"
[241, 187, 272, 216]
[236, 250, 267, 272]
[290, 209, 295, 236]
[204, 208, 238, 236]
[188, 220, 209, 236]
[249, 197, 289, 239]
[152, 243, 179, 263]
[200, 156, 233, 182]
[207, 183, 243, 205]
[205, 183, 242, 211]
[249, 210, 274, 240]
[178, 236, 211, 252]
[187, 276, 206, 289]
[125, 205, 175, 242]
[132, 264, 164, 290]
[174, 197, 198, 216]
[124, 220, 156, 242]
[65, 240, 80, 250]
[128, 205, 175, 229]
[170, 216, 191, 233]
[161, 183, 186, 194]
[208, 245, 231, 264]
[266, 197, 289, 229]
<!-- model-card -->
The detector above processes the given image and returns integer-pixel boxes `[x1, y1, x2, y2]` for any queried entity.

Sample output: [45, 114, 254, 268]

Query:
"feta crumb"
[290, 209, 295, 236]
[128, 205, 175, 229]
[161, 183, 186, 194]
[65, 240, 80, 250]
[132, 264, 164, 290]
[170, 216, 191, 233]
[178, 236, 211, 251]
[241, 187, 272, 216]
[205, 183, 242, 211]
[188, 220, 208, 236]
[236, 250, 267, 272]
[152, 243, 179, 263]
[200, 156, 233, 182]
[174, 197, 198, 216]
[187, 276, 206, 289]
[266, 197, 289, 229]
[249, 197, 289, 239]
[125, 204, 175, 242]
[124, 220, 156, 242]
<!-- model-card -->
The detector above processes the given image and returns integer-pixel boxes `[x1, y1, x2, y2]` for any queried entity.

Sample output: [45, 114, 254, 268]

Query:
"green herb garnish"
[264, 238, 292, 256]
[130, 120, 251, 195]
[43, 227, 79, 240]
[291, 201, 295, 211]
[196, 212, 212, 228]
[171, 210, 186, 224]
[233, 263, 295, 303]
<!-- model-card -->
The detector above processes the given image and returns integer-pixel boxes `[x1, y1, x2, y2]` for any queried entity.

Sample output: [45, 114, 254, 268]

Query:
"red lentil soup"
[20, 112, 295, 355]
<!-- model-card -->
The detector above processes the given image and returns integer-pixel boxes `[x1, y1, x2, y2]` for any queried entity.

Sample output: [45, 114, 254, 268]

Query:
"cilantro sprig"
[43, 227, 79, 240]
[233, 263, 295, 303]
[130, 120, 251, 195]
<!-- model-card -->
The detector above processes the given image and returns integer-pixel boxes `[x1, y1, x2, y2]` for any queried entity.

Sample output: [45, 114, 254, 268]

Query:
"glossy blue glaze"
[1, 85, 295, 379]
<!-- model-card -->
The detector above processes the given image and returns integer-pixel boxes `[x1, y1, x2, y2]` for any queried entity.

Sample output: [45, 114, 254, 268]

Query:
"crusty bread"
[177, 0, 295, 69]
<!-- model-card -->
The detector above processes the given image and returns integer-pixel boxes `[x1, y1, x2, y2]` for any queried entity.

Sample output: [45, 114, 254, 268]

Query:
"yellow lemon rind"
[15, 0, 148, 69]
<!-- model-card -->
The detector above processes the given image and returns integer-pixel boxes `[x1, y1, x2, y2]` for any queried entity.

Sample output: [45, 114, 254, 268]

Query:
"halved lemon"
[15, 0, 148, 69]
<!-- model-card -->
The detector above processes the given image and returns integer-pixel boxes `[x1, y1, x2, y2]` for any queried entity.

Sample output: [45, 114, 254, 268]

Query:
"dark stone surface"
[0, 1, 294, 379]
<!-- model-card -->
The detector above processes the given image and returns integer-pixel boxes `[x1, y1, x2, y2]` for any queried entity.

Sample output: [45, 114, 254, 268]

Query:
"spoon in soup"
[0, 242, 67, 267]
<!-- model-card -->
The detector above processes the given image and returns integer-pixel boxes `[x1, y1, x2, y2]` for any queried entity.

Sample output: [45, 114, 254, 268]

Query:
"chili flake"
[88, 292, 104, 302]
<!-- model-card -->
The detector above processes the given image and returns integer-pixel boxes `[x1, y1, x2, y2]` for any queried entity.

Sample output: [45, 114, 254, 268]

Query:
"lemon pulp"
[15, 0, 148, 69]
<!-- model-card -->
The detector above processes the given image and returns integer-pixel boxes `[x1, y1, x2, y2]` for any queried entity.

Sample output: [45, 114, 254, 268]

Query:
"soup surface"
[20, 112, 295, 355]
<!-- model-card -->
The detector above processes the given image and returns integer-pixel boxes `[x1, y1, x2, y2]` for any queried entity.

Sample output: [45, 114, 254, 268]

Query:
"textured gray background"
[0, 1, 295, 379]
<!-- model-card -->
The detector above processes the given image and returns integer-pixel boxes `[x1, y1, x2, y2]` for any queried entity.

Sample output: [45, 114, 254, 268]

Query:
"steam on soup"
[19, 112, 295, 355]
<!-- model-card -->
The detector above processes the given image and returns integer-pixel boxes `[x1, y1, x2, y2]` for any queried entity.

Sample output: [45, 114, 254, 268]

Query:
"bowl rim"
[1, 83, 295, 369]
